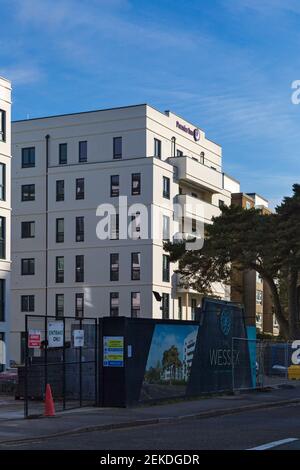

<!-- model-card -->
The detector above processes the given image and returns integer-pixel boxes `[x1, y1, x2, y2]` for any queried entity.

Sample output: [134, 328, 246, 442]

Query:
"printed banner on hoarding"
[73, 329, 84, 348]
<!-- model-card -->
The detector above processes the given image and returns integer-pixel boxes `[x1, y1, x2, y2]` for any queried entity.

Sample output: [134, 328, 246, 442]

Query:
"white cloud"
[0, 65, 43, 85]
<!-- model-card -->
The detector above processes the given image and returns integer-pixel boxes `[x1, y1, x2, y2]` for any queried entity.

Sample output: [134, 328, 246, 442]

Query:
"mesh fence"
[22, 315, 98, 418]
[232, 338, 294, 391]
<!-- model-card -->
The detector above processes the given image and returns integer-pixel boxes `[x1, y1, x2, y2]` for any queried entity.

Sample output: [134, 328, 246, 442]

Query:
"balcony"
[175, 194, 221, 223]
[168, 156, 223, 193]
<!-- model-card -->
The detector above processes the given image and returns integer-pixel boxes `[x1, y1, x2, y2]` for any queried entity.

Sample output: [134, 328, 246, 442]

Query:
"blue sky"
[1, 0, 299, 206]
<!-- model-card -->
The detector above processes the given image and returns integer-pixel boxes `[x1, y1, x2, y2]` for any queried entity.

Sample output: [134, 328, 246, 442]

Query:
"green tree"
[162, 345, 182, 379]
[165, 184, 300, 339]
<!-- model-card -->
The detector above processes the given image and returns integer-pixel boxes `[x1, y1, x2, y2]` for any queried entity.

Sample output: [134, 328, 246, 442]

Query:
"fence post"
[285, 342, 289, 383]
[24, 315, 28, 418]
[231, 337, 235, 392]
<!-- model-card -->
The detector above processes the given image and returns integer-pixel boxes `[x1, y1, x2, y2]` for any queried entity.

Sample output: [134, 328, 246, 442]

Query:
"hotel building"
[11, 104, 239, 362]
[0, 77, 12, 370]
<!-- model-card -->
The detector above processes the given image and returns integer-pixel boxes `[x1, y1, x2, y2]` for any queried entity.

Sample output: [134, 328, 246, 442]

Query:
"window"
[200, 152, 205, 164]
[76, 216, 84, 242]
[113, 137, 122, 159]
[176, 149, 183, 157]
[171, 136, 176, 157]
[56, 294, 64, 317]
[131, 292, 140, 318]
[75, 255, 84, 282]
[79, 141, 87, 163]
[162, 293, 169, 319]
[21, 295, 34, 312]
[0, 280, 5, 321]
[59, 143, 67, 165]
[22, 184, 35, 202]
[56, 218, 64, 243]
[110, 213, 119, 240]
[163, 176, 170, 199]
[110, 253, 119, 281]
[56, 256, 64, 283]
[21, 221, 35, 239]
[154, 138, 161, 158]
[130, 212, 141, 240]
[191, 298, 197, 320]
[110, 175, 119, 197]
[56, 180, 64, 201]
[0, 217, 5, 260]
[0, 110, 6, 142]
[21, 258, 35, 275]
[76, 178, 84, 200]
[245, 201, 252, 210]
[110, 292, 119, 317]
[131, 173, 141, 196]
[178, 297, 182, 320]
[163, 215, 170, 241]
[162, 254, 170, 282]
[192, 218, 197, 233]
[131, 252, 141, 281]
[22, 147, 35, 168]
[256, 290, 263, 305]
[75, 293, 84, 318]
[0, 163, 5, 200]
[219, 200, 225, 209]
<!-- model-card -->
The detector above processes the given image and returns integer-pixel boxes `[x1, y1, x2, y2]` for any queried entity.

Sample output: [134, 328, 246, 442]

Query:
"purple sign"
[176, 121, 200, 141]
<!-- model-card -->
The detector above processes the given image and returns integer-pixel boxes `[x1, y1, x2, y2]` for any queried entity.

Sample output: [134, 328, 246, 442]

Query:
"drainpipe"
[45, 135, 50, 317]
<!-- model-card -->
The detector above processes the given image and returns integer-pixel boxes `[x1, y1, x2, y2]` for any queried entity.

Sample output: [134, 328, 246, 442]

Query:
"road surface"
[1, 402, 300, 450]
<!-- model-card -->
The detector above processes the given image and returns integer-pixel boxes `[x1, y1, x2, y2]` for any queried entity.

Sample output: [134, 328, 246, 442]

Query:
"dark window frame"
[163, 176, 170, 199]
[21, 258, 35, 276]
[131, 252, 141, 281]
[75, 293, 84, 318]
[110, 253, 119, 281]
[56, 256, 64, 283]
[131, 292, 141, 318]
[56, 218, 64, 243]
[0, 280, 5, 322]
[76, 178, 85, 200]
[56, 294, 64, 318]
[110, 175, 119, 197]
[21, 221, 35, 239]
[162, 293, 170, 319]
[59, 143, 67, 165]
[0, 110, 6, 142]
[113, 137, 122, 159]
[154, 138, 162, 158]
[76, 216, 84, 242]
[79, 141, 87, 163]
[56, 180, 64, 202]
[22, 184, 35, 202]
[75, 255, 84, 282]
[162, 254, 170, 282]
[22, 147, 35, 168]
[110, 292, 119, 317]
[131, 173, 141, 196]
[21, 295, 35, 313]
[0, 163, 5, 201]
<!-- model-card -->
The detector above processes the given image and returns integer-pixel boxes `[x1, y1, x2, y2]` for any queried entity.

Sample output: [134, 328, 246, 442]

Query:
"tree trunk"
[251, 264, 289, 339]
[288, 268, 300, 340]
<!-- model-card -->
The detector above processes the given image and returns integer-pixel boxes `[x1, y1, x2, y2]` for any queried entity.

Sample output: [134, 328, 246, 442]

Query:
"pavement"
[0, 383, 300, 447]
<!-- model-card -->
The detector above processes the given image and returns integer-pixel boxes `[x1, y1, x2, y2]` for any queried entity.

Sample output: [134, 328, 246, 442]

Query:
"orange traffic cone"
[44, 384, 55, 417]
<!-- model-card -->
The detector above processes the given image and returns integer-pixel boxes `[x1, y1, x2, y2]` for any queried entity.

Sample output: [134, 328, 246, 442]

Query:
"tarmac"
[0, 383, 300, 445]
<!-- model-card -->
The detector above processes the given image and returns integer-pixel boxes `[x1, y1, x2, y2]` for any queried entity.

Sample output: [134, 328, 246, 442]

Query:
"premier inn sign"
[176, 120, 200, 141]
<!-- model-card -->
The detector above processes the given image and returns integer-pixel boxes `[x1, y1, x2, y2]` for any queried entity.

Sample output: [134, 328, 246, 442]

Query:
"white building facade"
[0, 77, 12, 370]
[11, 104, 239, 363]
